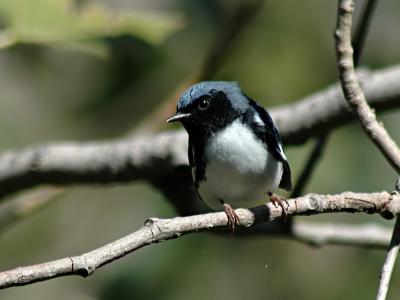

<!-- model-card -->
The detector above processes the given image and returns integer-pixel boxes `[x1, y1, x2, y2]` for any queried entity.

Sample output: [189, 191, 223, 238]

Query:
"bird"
[166, 81, 291, 231]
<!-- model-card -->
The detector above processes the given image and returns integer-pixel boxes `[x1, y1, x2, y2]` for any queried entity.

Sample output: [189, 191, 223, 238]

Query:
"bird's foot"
[221, 201, 241, 234]
[268, 192, 289, 219]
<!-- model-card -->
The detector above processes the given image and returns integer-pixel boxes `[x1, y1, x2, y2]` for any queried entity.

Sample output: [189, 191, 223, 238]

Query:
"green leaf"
[0, 0, 184, 54]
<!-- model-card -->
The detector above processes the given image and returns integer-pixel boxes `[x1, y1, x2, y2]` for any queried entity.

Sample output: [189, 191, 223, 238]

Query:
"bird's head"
[166, 81, 249, 136]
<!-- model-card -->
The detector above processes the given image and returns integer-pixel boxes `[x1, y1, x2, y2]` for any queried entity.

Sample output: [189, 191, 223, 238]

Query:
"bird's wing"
[243, 98, 292, 191]
[188, 137, 194, 167]
[188, 137, 207, 190]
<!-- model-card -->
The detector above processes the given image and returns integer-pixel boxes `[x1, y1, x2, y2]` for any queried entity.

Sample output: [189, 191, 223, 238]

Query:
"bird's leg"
[267, 192, 289, 218]
[220, 200, 241, 234]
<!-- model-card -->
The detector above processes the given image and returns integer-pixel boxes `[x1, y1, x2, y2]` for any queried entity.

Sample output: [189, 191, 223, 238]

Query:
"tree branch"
[336, 1, 400, 173]
[352, 0, 378, 66]
[0, 191, 398, 289]
[293, 221, 391, 249]
[335, 1, 400, 299]
[376, 179, 400, 300]
[273, 64, 400, 145]
[377, 212, 400, 300]
[291, 0, 378, 198]
[0, 65, 400, 199]
[0, 187, 64, 235]
[290, 133, 329, 198]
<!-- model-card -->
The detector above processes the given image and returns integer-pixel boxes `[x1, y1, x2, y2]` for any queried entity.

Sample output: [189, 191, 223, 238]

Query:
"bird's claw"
[222, 202, 241, 234]
[268, 192, 289, 219]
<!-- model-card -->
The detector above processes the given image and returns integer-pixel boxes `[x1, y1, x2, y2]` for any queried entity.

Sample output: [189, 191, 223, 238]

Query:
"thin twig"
[290, 133, 329, 198]
[376, 178, 400, 300]
[335, 1, 400, 299]
[336, 0, 400, 173]
[0, 187, 65, 234]
[291, 0, 378, 198]
[0, 191, 398, 289]
[377, 211, 400, 300]
[273, 64, 400, 144]
[352, 0, 378, 66]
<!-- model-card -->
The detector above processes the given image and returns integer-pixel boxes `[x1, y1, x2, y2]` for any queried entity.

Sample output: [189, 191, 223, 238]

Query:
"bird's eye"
[198, 98, 210, 110]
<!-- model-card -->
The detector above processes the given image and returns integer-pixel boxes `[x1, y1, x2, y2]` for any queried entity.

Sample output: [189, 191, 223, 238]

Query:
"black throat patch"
[184, 90, 242, 190]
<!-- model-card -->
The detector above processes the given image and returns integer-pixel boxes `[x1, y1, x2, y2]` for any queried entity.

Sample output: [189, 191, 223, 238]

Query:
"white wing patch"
[253, 111, 264, 126]
[254, 110, 287, 161]
[277, 143, 287, 160]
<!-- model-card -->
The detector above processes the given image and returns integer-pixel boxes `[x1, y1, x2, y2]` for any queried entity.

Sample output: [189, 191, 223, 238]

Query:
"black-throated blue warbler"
[166, 81, 291, 230]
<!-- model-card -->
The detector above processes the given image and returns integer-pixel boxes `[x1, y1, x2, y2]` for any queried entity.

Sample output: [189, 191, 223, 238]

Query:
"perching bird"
[166, 81, 291, 230]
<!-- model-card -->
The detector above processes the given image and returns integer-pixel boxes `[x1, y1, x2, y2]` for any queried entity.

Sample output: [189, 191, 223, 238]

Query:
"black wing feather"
[188, 137, 207, 190]
[188, 137, 194, 167]
[244, 97, 292, 191]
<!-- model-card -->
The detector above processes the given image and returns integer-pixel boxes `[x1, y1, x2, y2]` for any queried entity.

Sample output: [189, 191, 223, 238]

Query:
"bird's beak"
[166, 112, 191, 123]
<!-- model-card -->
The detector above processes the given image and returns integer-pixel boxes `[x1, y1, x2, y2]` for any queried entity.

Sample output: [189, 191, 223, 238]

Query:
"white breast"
[198, 119, 283, 210]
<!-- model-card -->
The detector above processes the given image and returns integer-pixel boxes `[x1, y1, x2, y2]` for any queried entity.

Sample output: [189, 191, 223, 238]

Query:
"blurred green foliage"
[0, 0, 183, 56]
[0, 0, 399, 300]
